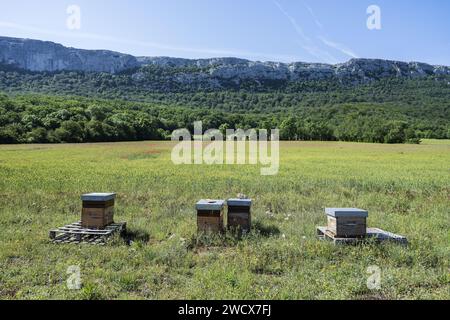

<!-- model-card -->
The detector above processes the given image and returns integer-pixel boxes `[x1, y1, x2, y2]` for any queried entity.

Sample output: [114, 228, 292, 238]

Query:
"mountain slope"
[0, 36, 139, 73]
[1, 36, 450, 86]
[0, 36, 449, 144]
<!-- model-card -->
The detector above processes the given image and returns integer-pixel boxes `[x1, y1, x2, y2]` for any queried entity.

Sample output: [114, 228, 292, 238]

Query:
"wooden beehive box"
[81, 193, 116, 229]
[196, 200, 225, 233]
[325, 208, 368, 238]
[227, 198, 252, 232]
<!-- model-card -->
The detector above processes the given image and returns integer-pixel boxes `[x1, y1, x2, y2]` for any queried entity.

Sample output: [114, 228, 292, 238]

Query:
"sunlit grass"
[0, 141, 449, 300]
[421, 139, 450, 145]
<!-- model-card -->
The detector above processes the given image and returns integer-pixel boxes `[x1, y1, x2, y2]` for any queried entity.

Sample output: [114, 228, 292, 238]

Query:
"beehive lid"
[325, 208, 368, 218]
[81, 193, 116, 202]
[196, 200, 225, 211]
[227, 199, 252, 207]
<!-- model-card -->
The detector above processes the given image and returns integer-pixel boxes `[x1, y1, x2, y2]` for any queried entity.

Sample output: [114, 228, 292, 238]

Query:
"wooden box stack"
[227, 198, 252, 233]
[196, 200, 225, 233]
[81, 193, 116, 229]
[325, 208, 368, 238]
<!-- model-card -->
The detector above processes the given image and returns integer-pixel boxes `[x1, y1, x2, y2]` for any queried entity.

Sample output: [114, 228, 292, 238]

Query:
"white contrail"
[299, 1, 359, 60]
[318, 36, 359, 59]
[273, 1, 338, 64]
[299, 44, 339, 64]
[303, 3, 323, 29]
[273, 0, 310, 42]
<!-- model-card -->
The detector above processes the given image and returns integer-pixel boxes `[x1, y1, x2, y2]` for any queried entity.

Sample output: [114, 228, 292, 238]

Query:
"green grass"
[0, 141, 449, 300]
[421, 139, 450, 145]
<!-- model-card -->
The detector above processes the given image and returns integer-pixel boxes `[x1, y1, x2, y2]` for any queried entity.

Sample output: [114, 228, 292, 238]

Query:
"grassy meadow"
[0, 141, 449, 300]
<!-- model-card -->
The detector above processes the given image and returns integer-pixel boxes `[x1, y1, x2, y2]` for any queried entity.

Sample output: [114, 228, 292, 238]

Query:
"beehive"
[227, 198, 252, 232]
[81, 193, 116, 229]
[325, 208, 368, 238]
[196, 200, 225, 233]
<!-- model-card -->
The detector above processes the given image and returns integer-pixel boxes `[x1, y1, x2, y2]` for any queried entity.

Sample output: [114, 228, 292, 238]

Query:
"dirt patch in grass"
[121, 150, 162, 160]
[356, 293, 390, 300]
[0, 288, 18, 298]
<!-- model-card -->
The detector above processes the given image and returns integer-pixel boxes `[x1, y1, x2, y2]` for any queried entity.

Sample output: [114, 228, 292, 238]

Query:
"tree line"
[1, 93, 448, 144]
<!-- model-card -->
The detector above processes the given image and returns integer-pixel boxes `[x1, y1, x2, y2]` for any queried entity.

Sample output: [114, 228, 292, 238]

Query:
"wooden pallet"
[49, 221, 126, 245]
[316, 226, 408, 246]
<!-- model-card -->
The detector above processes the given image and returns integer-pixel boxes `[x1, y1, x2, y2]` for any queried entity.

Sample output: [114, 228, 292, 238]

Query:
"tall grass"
[0, 141, 448, 299]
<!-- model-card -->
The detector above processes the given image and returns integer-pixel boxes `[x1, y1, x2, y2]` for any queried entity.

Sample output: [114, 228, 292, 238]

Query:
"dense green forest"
[0, 92, 448, 144]
[0, 66, 449, 144]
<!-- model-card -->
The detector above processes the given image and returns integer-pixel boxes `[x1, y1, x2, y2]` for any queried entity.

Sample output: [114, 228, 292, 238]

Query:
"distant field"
[421, 139, 450, 145]
[0, 141, 449, 300]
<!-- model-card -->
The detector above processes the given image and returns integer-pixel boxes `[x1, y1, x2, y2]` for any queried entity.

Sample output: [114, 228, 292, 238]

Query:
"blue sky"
[1, 0, 449, 65]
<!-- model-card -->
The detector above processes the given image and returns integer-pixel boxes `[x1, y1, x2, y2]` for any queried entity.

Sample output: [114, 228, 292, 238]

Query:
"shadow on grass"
[356, 293, 389, 300]
[252, 221, 281, 237]
[189, 231, 238, 249]
[186, 222, 282, 250]
[122, 228, 150, 244]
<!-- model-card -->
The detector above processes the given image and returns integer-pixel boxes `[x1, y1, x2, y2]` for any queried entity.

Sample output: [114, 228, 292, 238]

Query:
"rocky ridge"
[1, 36, 449, 84]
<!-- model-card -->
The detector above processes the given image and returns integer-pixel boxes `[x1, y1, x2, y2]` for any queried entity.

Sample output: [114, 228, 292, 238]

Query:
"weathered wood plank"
[316, 226, 408, 245]
[49, 221, 126, 245]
